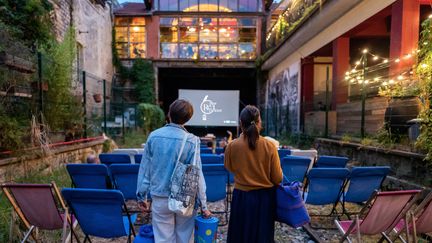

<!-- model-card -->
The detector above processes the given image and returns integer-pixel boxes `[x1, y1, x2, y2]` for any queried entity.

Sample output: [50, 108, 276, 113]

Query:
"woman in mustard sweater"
[224, 105, 283, 243]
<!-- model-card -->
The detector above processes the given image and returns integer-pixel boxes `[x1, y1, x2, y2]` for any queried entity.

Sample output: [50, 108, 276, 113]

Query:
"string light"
[355, 61, 361, 65]
[389, 79, 395, 84]
[421, 63, 428, 68]
[382, 81, 388, 86]
[373, 56, 379, 61]
[395, 58, 400, 63]
[383, 59, 388, 63]
[362, 49, 368, 54]
[397, 75, 404, 80]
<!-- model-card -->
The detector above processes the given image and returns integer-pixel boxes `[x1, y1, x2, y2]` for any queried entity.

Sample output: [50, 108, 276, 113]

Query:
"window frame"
[114, 17, 147, 59]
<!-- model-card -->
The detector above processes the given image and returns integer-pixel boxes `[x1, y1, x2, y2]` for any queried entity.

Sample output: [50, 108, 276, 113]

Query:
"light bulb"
[382, 82, 388, 86]
[395, 59, 400, 63]
[355, 61, 361, 65]
[365, 80, 369, 84]
[345, 71, 350, 75]
[373, 56, 379, 61]
[405, 54, 412, 59]
[362, 49, 368, 54]
[374, 77, 380, 81]
[421, 63, 428, 68]
[397, 75, 404, 80]
[383, 59, 388, 63]
[389, 79, 395, 84]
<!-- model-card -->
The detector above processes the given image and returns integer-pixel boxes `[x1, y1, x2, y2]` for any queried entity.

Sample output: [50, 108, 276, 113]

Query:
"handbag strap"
[176, 133, 188, 163]
[191, 136, 199, 166]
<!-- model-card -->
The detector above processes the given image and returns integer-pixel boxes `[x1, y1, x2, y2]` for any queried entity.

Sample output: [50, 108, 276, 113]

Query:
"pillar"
[389, 0, 420, 75]
[332, 37, 350, 108]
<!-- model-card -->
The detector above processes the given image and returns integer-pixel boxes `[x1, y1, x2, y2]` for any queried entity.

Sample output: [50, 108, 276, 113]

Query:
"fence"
[0, 50, 132, 154]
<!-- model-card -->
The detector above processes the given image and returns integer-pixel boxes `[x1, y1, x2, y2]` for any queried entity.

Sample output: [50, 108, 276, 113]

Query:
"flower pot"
[93, 94, 102, 103]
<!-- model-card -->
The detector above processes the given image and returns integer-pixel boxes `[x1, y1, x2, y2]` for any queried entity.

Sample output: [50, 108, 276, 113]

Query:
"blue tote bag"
[276, 177, 310, 228]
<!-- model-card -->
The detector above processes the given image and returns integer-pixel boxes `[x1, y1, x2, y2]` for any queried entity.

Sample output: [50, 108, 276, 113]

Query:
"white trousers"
[151, 196, 196, 243]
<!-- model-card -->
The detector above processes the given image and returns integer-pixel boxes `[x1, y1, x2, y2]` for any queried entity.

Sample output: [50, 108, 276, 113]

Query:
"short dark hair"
[168, 99, 194, 125]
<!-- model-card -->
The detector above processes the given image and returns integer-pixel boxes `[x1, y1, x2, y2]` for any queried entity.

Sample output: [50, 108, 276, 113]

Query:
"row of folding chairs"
[67, 163, 139, 200]
[1, 183, 137, 242]
[200, 147, 225, 155]
[302, 166, 391, 218]
[335, 189, 432, 243]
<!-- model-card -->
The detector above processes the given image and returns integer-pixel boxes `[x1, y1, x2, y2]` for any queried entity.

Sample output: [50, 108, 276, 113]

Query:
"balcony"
[266, 0, 324, 51]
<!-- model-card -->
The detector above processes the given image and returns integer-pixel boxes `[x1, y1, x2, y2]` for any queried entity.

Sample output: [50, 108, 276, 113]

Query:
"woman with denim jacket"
[136, 99, 211, 243]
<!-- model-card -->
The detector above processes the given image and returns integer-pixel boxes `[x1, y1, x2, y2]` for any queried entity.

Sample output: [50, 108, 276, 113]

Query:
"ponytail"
[240, 105, 261, 150]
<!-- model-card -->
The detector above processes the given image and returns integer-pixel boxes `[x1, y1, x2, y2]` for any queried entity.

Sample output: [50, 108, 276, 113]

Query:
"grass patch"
[0, 165, 71, 242]
[117, 131, 147, 148]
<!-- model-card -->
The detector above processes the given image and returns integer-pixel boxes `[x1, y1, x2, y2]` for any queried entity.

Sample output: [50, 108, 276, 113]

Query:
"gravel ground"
[72, 200, 407, 243]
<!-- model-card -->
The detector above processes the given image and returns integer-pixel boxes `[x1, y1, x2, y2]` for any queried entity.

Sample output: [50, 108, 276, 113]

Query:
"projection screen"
[178, 89, 240, 127]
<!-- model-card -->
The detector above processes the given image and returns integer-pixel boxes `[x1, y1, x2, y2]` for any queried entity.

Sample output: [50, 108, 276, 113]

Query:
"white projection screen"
[178, 89, 240, 127]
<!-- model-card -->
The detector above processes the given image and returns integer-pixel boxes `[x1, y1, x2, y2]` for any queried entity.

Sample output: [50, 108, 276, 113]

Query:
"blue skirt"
[227, 187, 276, 243]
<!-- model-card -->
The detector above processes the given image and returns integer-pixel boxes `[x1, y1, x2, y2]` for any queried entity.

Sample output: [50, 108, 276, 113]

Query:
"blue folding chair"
[200, 148, 213, 154]
[201, 154, 224, 164]
[215, 147, 224, 155]
[110, 164, 140, 200]
[303, 168, 350, 217]
[278, 149, 291, 160]
[62, 188, 137, 243]
[99, 153, 131, 165]
[66, 164, 112, 189]
[202, 164, 229, 225]
[281, 155, 311, 182]
[341, 166, 391, 217]
[315, 155, 349, 168]
[134, 154, 143, 164]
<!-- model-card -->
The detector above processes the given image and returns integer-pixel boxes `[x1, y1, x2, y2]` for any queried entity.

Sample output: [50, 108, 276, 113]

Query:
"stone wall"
[316, 138, 431, 187]
[49, 0, 114, 115]
[0, 139, 106, 183]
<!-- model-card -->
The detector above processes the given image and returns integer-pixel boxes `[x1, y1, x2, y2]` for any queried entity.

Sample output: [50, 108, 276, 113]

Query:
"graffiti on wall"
[265, 61, 300, 137]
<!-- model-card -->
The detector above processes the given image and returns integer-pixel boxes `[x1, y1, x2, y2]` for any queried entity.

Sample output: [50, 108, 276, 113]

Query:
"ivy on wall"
[416, 18, 432, 161]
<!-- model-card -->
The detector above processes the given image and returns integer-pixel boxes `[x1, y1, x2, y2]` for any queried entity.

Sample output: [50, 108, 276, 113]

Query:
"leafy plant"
[131, 59, 155, 104]
[137, 103, 165, 137]
[415, 18, 432, 161]
[341, 134, 352, 143]
[0, 0, 53, 47]
[40, 27, 82, 131]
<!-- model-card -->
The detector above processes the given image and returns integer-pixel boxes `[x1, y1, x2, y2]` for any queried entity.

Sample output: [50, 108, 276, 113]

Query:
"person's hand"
[226, 130, 232, 135]
[202, 209, 212, 218]
[138, 200, 151, 213]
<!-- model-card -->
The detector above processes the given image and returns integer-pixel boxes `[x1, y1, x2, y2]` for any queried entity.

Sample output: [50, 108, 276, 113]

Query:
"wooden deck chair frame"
[337, 190, 420, 243]
[391, 191, 432, 243]
[1, 181, 80, 243]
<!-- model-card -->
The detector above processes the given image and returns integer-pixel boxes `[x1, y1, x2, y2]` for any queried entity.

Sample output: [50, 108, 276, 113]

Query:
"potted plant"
[93, 93, 102, 103]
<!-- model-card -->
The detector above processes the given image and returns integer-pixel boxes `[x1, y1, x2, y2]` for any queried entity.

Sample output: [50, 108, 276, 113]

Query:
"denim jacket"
[136, 123, 208, 210]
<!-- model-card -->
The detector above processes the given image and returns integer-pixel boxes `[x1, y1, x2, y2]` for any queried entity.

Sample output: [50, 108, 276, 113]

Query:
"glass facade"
[157, 0, 262, 12]
[160, 17, 257, 60]
[115, 17, 146, 58]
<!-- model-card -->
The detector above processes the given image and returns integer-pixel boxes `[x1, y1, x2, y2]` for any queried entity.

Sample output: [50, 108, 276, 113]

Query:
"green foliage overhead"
[416, 18, 432, 161]
[40, 27, 82, 131]
[0, 0, 53, 47]
[137, 103, 165, 137]
[131, 59, 155, 104]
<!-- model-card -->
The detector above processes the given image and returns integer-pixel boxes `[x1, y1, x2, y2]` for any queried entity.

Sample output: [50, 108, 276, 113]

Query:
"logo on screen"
[200, 95, 222, 121]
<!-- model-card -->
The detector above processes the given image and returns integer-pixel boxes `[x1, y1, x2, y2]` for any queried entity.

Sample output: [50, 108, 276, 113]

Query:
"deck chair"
[281, 155, 311, 182]
[315, 155, 349, 168]
[62, 188, 137, 243]
[99, 153, 131, 165]
[134, 154, 143, 164]
[202, 164, 229, 226]
[110, 164, 140, 200]
[392, 192, 432, 243]
[278, 149, 291, 160]
[200, 148, 213, 154]
[335, 190, 421, 243]
[290, 149, 318, 169]
[66, 163, 112, 189]
[303, 168, 350, 216]
[215, 147, 224, 154]
[1, 182, 78, 243]
[201, 154, 224, 164]
[341, 166, 391, 217]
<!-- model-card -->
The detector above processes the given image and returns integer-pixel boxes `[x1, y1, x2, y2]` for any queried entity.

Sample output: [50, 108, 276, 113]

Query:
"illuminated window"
[156, 0, 261, 12]
[114, 17, 146, 59]
[159, 17, 257, 60]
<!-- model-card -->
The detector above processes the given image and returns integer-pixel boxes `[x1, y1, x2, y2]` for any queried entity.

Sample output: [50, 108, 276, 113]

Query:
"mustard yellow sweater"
[224, 134, 283, 191]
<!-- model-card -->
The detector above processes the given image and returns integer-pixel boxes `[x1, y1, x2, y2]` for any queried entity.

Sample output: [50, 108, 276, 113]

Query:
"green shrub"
[131, 59, 155, 104]
[137, 103, 165, 137]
